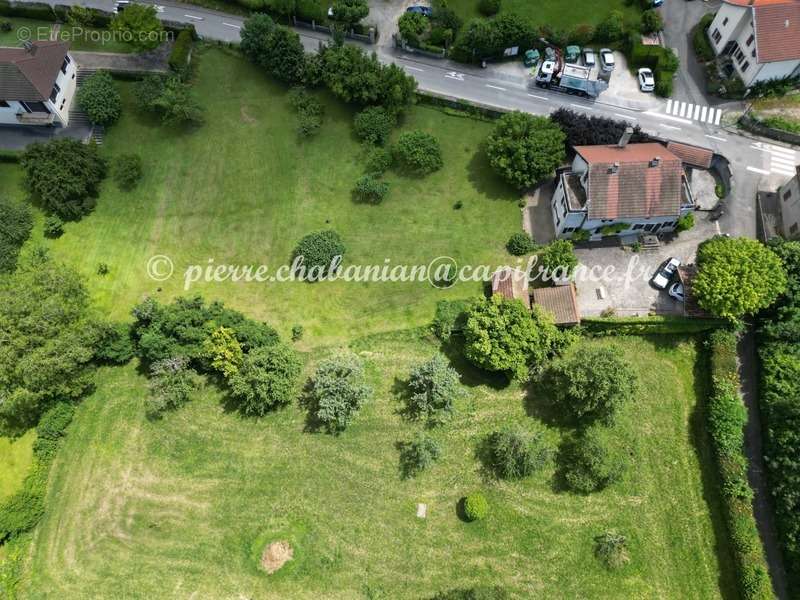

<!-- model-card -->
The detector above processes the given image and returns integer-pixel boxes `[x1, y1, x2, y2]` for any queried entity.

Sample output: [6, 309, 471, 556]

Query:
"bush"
[594, 531, 630, 569]
[484, 427, 550, 480]
[676, 212, 694, 233]
[0, 198, 33, 273]
[655, 70, 673, 97]
[36, 402, 75, 441]
[398, 11, 429, 45]
[692, 13, 715, 62]
[365, 147, 393, 175]
[536, 240, 578, 279]
[569, 23, 595, 46]
[641, 9, 663, 34]
[432, 299, 469, 340]
[398, 433, 441, 478]
[406, 354, 463, 425]
[202, 326, 243, 378]
[451, 13, 536, 61]
[353, 106, 397, 145]
[168, 29, 193, 71]
[393, 131, 443, 175]
[110, 3, 163, 51]
[146, 356, 202, 418]
[561, 430, 627, 494]
[0, 463, 47, 542]
[296, 111, 323, 137]
[353, 174, 389, 204]
[228, 342, 302, 415]
[291, 230, 345, 279]
[307, 352, 372, 433]
[291, 324, 304, 341]
[595, 10, 625, 42]
[77, 70, 121, 127]
[135, 74, 204, 126]
[506, 232, 536, 256]
[0, 19, 11, 31]
[478, 0, 501, 16]
[94, 321, 135, 364]
[550, 108, 649, 150]
[287, 86, 322, 115]
[463, 491, 488, 521]
[113, 153, 143, 190]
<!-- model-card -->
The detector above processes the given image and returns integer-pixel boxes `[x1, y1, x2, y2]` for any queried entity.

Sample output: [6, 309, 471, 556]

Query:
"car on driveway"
[668, 282, 685, 302]
[638, 68, 655, 92]
[583, 48, 596, 68]
[406, 5, 433, 17]
[599, 48, 615, 72]
[651, 257, 680, 289]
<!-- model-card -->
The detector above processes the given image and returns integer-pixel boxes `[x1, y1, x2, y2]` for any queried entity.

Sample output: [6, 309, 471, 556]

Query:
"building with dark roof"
[707, 0, 800, 88]
[532, 284, 580, 325]
[551, 133, 696, 241]
[0, 41, 77, 126]
[491, 267, 531, 309]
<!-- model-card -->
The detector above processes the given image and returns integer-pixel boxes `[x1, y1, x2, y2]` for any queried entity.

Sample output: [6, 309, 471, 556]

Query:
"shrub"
[0, 463, 47, 542]
[110, 3, 164, 51]
[569, 23, 595, 46]
[36, 402, 75, 441]
[595, 10, 625, 42]
[393, 131, 443, 175]
[291, 324, 304, 341]
[451, 13, 536, 60]
[113, 153, 143, 190]
[353, 106, 397, 145]
[506, 232, 536, 256]
[406, 354, 463, 425]
[676, 212, 694, 232]
[365, 147, 393, 175]
[561, 430, 627, 494]
[655, 70, 673, 97]
[432, 299, 469, 339]
[296, 111, 323, 138]
[550, 108, 650, 150]
[0, 198, 33, 273]
[94, 321, 135, 364]
[594, 531, 630, 569]
[228, 342, 302, 415]
[463, 491, 488, 521]
[135, 74, 204, 126]
[398, 11, 429, 44]
[641, 9, 663, 33]
[484, 427, 550, 480]
[291, 230, 346, 279]
[536, 239, 578, 279]
[398, 433, 441, 478]
[202, 326, 243, 378]
[43, 215, 64, 238]
[146, 356, 202, 418]
[77, 70, 121, 127]
[287, 87, 322, 115]
[307, 352, 371, 433]
[353, 174, 390, 204]
[0, 19, 11, 31]
[692, 13, 715, 62]
[168, 29, 193, 71]
[478, 0, 501, 17]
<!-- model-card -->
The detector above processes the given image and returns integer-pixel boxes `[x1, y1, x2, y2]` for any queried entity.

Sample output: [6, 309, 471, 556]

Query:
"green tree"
[398, 432, 442, 479]
[486, 112, 566, 189]
[536, 240, 578, 279]
[641, 9, 664, 34]
[77, 70, 121, 127]
[560, 429, 627, 494]
[20, 138, 107, 221]
[146, 356, 202, 418]
[595, 10, 625, 42]
[478, 0, 501, 16]
[398, 11, 428, 45]
[228, 343, 302, 415]
[262, 25, 307, 83]
[506, 232, 536, 256]
[406, 354, 463, 425]
[0, 198, 33, 273]
[307, 352, 372, 433]
[545, 346, 638, 425]
[202, 326, 244, 378]
[292, 230, 346, 279]
[353, 174, 389, 204]
[113, 153, 143, 190]
[240, 13, 276, 64]
[110, 3, 164, 51]
[694, 236, 787, 320]
[353, 106, 396, 145]
[0, 253, 98, 434]
[330, 0, 369, 27]
[393, 130, 443, 175]
[136, 75, 204, 126]
[463, 296, 560, 380]
[484, 427, 550, 480]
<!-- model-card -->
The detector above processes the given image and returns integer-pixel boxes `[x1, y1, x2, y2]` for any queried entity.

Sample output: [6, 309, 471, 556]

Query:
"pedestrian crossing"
[665, 99, 723, 125]
[750, 141, 798, 178]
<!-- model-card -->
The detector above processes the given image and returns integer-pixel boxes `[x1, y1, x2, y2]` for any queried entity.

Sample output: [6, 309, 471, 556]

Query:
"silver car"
[583, 48, 596, 68]
[599, 48, 615, 72]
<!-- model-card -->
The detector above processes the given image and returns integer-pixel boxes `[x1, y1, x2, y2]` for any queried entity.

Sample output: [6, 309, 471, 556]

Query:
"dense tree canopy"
[486, 112, 566, 189]
[229, 343, 302, 415]
[77, 70, 121, 127]
[406, 354, 463, 425]
[694, 236, 787, 320]
[110, 4, 164, 51]
[330, 0, 368, 27]
[240, 14, 306, 83]
[393, 131, 443, 175]
[463, 296, 560, 380]
[536, 240, 578, 280]
[307, 352, 372, 433]
[291, 230, 346, 279]
[549, 109, 649, 150]
[0, 199, 33, 273]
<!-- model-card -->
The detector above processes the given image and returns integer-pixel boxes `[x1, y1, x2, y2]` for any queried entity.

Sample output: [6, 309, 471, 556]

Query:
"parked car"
[583, 48, 596, 68]
[113, 0, 130, 13]
[652, 0, 664, 6]
[668, 282, 685, 302]
[406, 5, 433, 17]
[651, 257, 680, 289]
[599, 48, 615, 72]
[638, 68, 655, 92]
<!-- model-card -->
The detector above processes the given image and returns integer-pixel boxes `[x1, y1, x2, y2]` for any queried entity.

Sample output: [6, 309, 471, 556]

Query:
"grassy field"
[0, 431, 35, 502]
[0, 17, 136, 52]
[18, 333, 735, 598]
[447, 0, 642, 32]
[7, 48, 522, 345]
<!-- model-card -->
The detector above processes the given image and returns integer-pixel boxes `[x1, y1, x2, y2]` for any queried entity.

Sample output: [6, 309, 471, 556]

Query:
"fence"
[292, 17, 375, 44]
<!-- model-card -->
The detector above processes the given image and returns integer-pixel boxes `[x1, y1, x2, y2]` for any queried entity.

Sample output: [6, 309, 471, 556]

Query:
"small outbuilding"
[491, 267, 531, 309]
[532, 284, 581, 326]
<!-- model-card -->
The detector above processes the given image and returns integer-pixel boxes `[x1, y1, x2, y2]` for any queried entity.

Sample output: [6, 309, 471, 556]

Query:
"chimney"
[617, 126, 634, 148]
[609, 162, 620, 174]
[22, 40, 33, 52]
[650, 156, 661, 168]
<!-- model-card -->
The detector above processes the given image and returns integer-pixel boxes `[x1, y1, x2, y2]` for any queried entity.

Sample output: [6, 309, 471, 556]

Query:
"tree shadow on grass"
[523, 370, 580, 431]
[438, 333, 511, 391]
[467, 144, 520, 201]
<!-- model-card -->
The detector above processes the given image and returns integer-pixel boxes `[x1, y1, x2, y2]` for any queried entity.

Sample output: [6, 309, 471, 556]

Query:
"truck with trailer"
[534, 60, 608, 99]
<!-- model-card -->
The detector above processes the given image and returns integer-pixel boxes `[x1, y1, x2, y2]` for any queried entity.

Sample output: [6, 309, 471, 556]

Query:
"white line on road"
[773, 167, 798, 176]
[485, 84, 506, 91]
[714, 110, 722, 126]
[645, 110, 692, 124]
[570, 103, 593, 110]
[747, 166, 771, 175]
[772, 154, 797, 166]
[404, 66, 425, 72]
[693, 104, 701, 120]
[528, 94, 549, 100]
[705, 134, 727, 142]
[700, 106, 708, 122]
[659, 123, 681, 130]
[614, 113, 637, 120]
[184, 14, 204, 20]
[222, 22, 241, 28]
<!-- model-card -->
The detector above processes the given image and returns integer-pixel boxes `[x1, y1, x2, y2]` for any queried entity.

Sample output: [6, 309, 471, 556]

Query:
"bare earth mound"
[261, 541, 293, 574]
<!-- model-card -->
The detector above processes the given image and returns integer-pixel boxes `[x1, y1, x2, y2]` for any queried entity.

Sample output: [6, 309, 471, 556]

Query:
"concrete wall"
[0, 101, 25, 125]
[49, 52, 77, 126]
[778, 172, 800, 239]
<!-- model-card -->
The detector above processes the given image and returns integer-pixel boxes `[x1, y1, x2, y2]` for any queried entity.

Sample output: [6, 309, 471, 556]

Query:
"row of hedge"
[0, 403, 75, 544]
[581, 315, 727, 336]
[168, 29, 194, 72]
[706, 330, 773, 600]
[627, 39, 679, 97]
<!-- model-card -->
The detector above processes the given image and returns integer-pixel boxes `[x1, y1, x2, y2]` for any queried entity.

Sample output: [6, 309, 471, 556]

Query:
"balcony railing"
[16, 112, 55, 125]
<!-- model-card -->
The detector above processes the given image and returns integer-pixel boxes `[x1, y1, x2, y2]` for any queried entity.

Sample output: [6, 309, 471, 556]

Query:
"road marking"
[659, 123, 681, 130]
[222, 22, 241, 28]
[570, 103, 593, 110]
[445, 71, 465, 81]
[614, 113, 637, 120]
[679, 102, 688, 118]
[773, 166, 797, 176]
[772, 154, 797, 166]
[700, 106, 708, 122]
[751, 143, 797, 158]
[485, 84, 506, 91]
[714, 109, 722, 126]
[528, 94, 548, 100]
[666, 99, 673, 114]
[747, 166, 771, 175]
[404, 66, 424, 72]
[705, 134, 727, 142]
[184, 13, 204, 20]
[645, 110, 693, 124]
[693, 104, 701, 120]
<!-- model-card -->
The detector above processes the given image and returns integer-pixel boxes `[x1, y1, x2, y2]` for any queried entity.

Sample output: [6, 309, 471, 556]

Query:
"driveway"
[369, 0, 420, 48]
[0, 123, 91, 150]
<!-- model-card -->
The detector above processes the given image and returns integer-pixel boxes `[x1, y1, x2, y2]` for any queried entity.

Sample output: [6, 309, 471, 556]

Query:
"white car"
[599, 48, 615, 72]
[668, 282, 685, 302]
[651, 257, 680, 290]
[638, 68, 655, 92]
[583, 48, 596, 68]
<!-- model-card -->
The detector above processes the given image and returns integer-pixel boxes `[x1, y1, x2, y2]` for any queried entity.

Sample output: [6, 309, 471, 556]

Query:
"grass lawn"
[0, 431, 35, 502]
[9, 48, 522, 346]
[19, 333, 736, 598]
[447, 0, 642, 33]
[0, 17, 136, 52]
[0, 18, 51, 47]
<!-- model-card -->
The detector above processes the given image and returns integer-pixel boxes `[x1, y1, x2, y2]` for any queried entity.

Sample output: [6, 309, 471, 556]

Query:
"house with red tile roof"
[706, 0, 800, 87]
[551, 132, 696, 241]
[0, 41, 77, 126]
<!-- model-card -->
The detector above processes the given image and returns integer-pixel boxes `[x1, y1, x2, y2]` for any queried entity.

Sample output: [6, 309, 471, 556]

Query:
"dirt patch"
[260, 541, 293, 574]
[240, 105, 257, 124]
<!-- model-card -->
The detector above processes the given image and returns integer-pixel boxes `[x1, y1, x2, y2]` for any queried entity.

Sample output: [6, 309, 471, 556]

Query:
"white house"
[776, 166, 800, 239]
[706, 0, 800, 88]
[551, 134, 696, 241]
[0, 41, 77, 127]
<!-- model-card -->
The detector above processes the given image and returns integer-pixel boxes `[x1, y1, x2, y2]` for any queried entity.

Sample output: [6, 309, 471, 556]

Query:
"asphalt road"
[26, 0, 800, 238]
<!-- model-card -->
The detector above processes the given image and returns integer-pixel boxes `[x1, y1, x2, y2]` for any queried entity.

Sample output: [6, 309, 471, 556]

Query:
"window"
[49, 83, 60, 103]
[61, 56, 70, 74]
[722, 17, 729, 26]
[632, 224, 644, 230]
[746, 34, 755, 46]
[712, 28, 722, 43]
[734, 48, 745, 63]
[791, 223, 799, 235]
[784, 189, 793, 201]
[752, 50, 756, 58]
[741, 61, 750, 72]
[0, 100, 9, 108]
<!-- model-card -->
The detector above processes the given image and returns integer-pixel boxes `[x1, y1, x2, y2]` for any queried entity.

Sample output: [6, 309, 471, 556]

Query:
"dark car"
[406, 5, 433, 17]
[651, 257, 680, 290]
